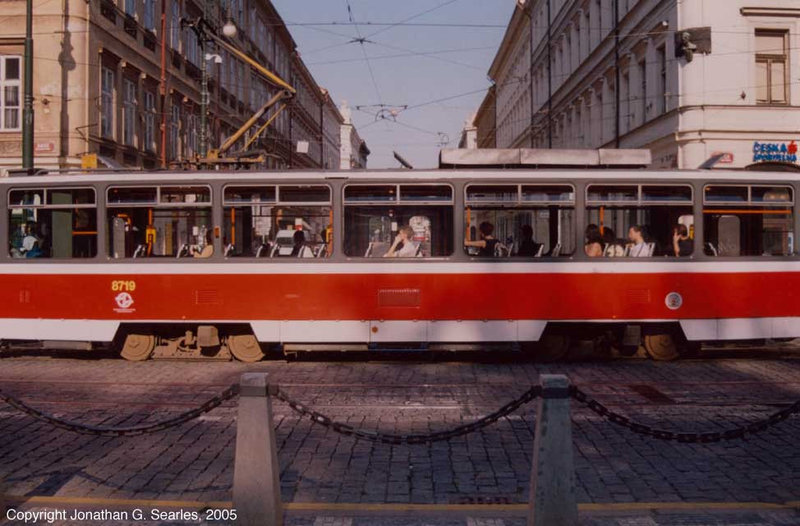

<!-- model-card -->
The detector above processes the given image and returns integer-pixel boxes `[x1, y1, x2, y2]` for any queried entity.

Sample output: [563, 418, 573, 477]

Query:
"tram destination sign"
[752, 140, 798, 164]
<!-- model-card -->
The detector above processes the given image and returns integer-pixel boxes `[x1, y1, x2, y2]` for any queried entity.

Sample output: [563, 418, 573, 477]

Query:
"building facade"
[479, 0, 800, 170]
[0, 0, 361, 175]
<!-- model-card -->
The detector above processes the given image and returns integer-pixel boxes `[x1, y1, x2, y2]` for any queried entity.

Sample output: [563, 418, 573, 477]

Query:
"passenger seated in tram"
[672, 224, 693, 257]
[290, 230, 314, 258]
[627, 225, 650, 257]
[516, 225, 540, 257]
[192, 231, 214, 258]
[464, 221, 498, 257]
[384, 225, 419, 258]
[602, 227, 625, 257]
[12, 221, 43, 258]
[584, 224, 603, 257]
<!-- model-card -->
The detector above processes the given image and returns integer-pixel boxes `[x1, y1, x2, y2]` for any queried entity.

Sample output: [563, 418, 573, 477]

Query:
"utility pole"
[22, 0, 34, 171]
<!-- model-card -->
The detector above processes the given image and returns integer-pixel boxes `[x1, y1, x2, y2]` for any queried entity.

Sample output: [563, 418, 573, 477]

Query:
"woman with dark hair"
[465, 221, 499, 257]
[584, 223, 603, 257]
[517, 224, 539, 256]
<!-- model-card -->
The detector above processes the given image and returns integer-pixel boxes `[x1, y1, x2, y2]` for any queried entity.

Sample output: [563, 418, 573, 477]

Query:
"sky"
[271, 0, 516, 169]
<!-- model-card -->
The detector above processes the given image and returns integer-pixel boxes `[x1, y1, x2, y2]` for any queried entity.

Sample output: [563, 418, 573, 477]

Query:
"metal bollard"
[528, 374, 578, 526]
[233, 373, 283, 526]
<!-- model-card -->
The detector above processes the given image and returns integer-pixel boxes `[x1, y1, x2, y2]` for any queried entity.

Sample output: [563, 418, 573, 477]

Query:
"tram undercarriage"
[107, 321, 697, 362]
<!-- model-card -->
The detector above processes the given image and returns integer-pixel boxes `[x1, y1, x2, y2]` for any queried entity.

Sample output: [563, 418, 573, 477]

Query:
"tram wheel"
[228, 335, 265, 363]
[535, 334, 570, 362]
[643, 334, 680, 361]
[120, 334, 155, 361]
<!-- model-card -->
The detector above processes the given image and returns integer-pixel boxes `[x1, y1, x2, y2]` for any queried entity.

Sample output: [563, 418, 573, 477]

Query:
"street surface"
[0, 346, 799, 525]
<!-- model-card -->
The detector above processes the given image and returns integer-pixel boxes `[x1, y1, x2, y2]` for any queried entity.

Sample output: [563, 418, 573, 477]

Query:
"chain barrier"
[0, 385, 239, 437]
[274, 385, 542, 445]
[570, 385, 800, 443]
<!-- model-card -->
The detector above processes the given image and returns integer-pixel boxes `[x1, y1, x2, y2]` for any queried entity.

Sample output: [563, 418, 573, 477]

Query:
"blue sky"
[271, 0, 516, 168]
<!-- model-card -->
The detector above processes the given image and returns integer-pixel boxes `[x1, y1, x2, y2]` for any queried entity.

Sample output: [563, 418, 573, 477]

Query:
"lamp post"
[22, 0, 33, 171]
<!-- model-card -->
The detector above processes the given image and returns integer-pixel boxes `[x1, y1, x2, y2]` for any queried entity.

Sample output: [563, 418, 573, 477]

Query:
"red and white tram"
[1, 149, 798, 361]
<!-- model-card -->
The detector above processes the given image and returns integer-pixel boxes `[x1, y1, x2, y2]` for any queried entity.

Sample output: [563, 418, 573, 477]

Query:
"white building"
[480, 0, 800, 169]
[339, 102, 370, 169]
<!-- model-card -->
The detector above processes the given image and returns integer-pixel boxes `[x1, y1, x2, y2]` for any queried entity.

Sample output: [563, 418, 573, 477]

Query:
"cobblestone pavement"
[1, 348, 799, 525]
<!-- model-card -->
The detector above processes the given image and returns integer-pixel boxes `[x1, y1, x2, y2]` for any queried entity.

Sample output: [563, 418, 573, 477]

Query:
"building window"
[755, 30, 788, 105]
[186, 111, 196, 157]
[638, 58, 646, 124]
[143, 0, 156, 31]
[170, 1, 181, 50]
[100, 66, 115, 139]
[124, 0, 135, 17]
[122, 78, 136, 147]
[185, 25, 199, 65]
[169, 102, 180, 160]
[143, 90, 155, 153]
[0, 56, 21, 131]
[657, 45, 667, 114]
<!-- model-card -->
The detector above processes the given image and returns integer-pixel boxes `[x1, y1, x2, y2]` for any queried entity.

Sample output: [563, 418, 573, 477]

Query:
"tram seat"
[535, 244, 545, 257]
[255, 244, 270, 258]
[494, 243, 510, 257]
[364, 242, 374, 258]
[623, 245, 631, 257]
[269, 244, 280, 258]
[414, 243, 424, 257]
[551, 243, 562, 257]
[176, 243, 189, 258]
[645, 242, 655, 257]
[224, 243, 235, 257]
[705, 242, 718, 256]
[133, 244, 147, 258]
[314, 245, 327, 258]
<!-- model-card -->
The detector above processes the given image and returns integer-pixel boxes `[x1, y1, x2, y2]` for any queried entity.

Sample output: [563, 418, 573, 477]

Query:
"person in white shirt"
[627, 225, 649, 257]
[384, 225, 418, 258]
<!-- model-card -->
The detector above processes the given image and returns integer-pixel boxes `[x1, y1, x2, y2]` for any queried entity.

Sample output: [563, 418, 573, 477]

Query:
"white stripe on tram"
[0, 260, 799, 275]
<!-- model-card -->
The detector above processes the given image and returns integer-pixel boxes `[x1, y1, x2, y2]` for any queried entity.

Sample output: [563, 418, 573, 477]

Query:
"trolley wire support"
[273, 384, 542, 445]
[569, 385, 800, 443]
[0, 385, 239, 437]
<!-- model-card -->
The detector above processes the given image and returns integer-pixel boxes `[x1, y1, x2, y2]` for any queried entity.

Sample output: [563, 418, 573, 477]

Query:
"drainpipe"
[546, 0, 552, 148]
[159, 0, 167, 167]
[614, 0, 620, 148]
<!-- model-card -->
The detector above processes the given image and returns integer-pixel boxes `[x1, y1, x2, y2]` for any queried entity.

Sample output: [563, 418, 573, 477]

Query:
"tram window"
[344, 184, 454, 258]
[279, 185, 330, 203]
[106, 185, 212, 259]
[344, 185, 396, 202]
[223, 185, 332, 258]
[224, 185, 277, 203]
[466, 185, 517, 202]
[8, 187, 97, 259]
[107, 187, 157, 204]
[703, 185, 793, 256]
[522, 185, 574, 202]
[704, 185, 748, 203]
[400, 185, 453, 202]
[585, 185, 693, 257]
[465, 184, 576, 258]
[586, 185, 638, 202]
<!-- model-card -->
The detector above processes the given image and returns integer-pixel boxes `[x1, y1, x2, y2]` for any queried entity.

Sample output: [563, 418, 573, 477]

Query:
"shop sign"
[752, 140, 797, 163]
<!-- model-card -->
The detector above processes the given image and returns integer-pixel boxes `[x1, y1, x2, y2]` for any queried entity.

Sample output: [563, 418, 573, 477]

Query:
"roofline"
[488, 2, 529, 80]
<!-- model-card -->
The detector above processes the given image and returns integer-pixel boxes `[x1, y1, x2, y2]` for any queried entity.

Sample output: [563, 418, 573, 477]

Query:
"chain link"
[274, 385, 542, 445]
[570, 385, 800, 443]
[0, 385, 239, 437]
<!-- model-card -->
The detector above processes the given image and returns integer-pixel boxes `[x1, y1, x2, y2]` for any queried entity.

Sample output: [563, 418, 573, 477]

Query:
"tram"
[1, 148, 798, 362]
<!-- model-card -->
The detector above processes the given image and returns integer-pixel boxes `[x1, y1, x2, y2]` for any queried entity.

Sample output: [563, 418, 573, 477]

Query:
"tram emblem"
[113, 292, 135, 313]
[665, 292, 683, 310]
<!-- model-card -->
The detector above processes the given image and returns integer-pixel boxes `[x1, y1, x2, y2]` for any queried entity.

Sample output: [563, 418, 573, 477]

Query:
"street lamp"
[222, 19, 237, 38]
